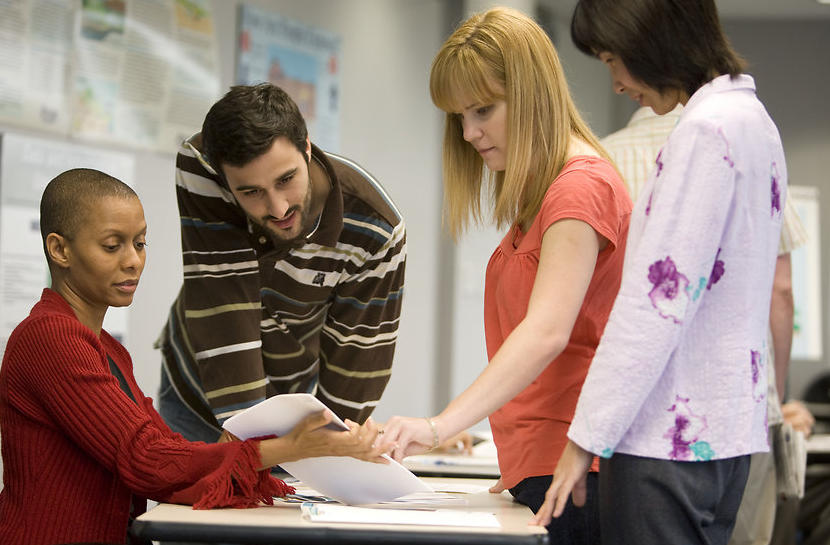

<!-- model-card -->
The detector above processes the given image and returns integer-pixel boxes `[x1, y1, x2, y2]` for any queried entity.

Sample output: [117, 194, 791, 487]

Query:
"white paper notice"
[301, 503, 501, 528]
[223, 394, 432, 505]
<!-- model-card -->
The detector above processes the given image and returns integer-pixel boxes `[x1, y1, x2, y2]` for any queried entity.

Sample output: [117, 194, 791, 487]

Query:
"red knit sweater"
[0, 289, 292, 544]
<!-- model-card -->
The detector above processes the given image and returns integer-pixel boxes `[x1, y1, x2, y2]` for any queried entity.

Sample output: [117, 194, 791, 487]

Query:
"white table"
[133, 477, 549, 544]
[403, 452, 501, 479]
[403, 434, 501, 479]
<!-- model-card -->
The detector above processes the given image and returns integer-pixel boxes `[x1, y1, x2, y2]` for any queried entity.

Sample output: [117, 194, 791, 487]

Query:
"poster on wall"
[0, 0, 221, 153]
[236, 4, 341, 152]
[72, 0, 221, 151]
[789, 185, 822, 361]
[0, 132, 136, 355]
[0, 0, 75, 134]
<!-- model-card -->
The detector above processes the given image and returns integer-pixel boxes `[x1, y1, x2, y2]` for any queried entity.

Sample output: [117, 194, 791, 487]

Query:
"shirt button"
[259, 236, 267, 244]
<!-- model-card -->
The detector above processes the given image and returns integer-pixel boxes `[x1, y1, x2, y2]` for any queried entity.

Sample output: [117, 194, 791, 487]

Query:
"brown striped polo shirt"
[158, 136, 406, 428]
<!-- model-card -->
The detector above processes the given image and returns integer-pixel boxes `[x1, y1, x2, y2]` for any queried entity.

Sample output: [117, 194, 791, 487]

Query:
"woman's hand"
[217, 429, 239, 443]
[488, 477, 506, 494]
[378, 415, 437, 462]
[782, 400, 815, 438]
[435, 430, 474, 455]
[258, 410, 390, 469]
[530, 440, 593, 526]
[287, 410, 389, 461]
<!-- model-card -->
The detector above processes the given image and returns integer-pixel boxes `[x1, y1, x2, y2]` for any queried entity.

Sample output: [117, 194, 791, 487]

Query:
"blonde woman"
[381, 7, 631, 542]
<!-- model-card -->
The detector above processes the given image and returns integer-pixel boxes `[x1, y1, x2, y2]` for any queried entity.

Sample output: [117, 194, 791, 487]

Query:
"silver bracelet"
[425, 417, 440, 451]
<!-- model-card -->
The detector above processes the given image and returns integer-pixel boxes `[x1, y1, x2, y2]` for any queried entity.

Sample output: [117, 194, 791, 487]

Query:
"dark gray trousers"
[598, 453, 751, 545]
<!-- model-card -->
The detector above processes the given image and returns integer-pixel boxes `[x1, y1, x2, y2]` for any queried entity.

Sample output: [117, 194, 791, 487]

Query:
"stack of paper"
[223, 393, 432, 505]
[300, 503, 501, 528]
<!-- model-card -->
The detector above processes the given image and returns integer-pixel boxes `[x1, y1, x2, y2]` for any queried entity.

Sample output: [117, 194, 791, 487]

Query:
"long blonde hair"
[431, 6, 608, 239]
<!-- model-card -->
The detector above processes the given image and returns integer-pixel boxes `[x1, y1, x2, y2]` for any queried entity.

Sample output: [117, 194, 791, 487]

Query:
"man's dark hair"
[201, 83, 309, 176]
[40, 168, 136, 258]
[570, 0, 746, 98]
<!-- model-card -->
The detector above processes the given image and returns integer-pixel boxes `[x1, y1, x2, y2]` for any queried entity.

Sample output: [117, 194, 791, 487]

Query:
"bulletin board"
[0, 0, 220, 153]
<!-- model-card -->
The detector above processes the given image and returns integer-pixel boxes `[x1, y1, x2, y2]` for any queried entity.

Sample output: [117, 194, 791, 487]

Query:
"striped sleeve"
[778, 188, 808, 256]
[317, 217, 406, 422]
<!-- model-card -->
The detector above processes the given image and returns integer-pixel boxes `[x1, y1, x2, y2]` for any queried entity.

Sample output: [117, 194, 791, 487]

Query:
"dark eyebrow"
[98, 225, 147, 238]
[277, 168, 299, 183]
[233, 168, 298, 192]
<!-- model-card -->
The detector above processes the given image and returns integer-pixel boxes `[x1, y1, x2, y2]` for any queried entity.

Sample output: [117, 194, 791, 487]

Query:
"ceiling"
[541, 0, 830, 21]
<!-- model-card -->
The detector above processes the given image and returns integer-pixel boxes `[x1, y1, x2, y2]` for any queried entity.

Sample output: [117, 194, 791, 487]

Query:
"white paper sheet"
[300, 503, 501, 528]
[223, 393, 432, 505]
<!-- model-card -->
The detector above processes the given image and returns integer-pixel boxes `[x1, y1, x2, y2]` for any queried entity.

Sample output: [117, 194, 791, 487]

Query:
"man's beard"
[257, 206, 306, 243]
[255, 182, 314, 244]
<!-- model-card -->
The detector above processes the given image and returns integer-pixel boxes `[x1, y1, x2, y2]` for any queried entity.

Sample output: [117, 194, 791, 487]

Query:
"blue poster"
[236, 4, 341, 152]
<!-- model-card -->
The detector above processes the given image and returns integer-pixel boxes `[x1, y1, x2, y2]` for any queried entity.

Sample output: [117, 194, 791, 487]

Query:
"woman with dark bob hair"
[532, 1, 787, 544]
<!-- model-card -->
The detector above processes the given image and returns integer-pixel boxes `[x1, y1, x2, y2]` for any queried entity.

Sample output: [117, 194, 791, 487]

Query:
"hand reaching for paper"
[378, 415, 437, 462]
[378, 415, 473, 462]
[258, 410, 390, 469]
[436, 430, 475, 455]
[291, 410, 390, 462]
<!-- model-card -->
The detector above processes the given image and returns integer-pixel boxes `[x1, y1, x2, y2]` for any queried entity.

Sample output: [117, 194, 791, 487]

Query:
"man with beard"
[156, 83, 407, 443]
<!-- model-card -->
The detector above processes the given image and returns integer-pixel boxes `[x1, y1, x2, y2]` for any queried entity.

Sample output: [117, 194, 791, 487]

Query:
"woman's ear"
[45, 233, 70, 269]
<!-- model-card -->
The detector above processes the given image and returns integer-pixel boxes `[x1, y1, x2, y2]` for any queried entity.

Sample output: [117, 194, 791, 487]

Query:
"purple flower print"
[707, 248, 725, 290]
[665, 396, 709, 460]
[770, 162, 781, 216]
[645, 192, 653, 216]
[654, 149, 665, 178]
[648, 257, 690, 323]
[717, 127, 735, 168]
[751, 350, 765, 403]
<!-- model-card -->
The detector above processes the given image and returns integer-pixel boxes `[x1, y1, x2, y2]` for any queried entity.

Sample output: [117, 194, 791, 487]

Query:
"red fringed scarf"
[191, 440, 295, 510]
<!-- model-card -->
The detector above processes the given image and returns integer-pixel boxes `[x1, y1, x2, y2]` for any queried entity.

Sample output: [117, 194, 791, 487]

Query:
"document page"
[223, 394, 432, 505]
[300, 503, 501, 528]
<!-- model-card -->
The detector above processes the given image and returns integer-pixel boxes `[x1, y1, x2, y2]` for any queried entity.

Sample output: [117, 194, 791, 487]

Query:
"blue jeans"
[599, 454, 751, 545]
[510, 472, 601, 544]
[158, 365, 221, 443]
